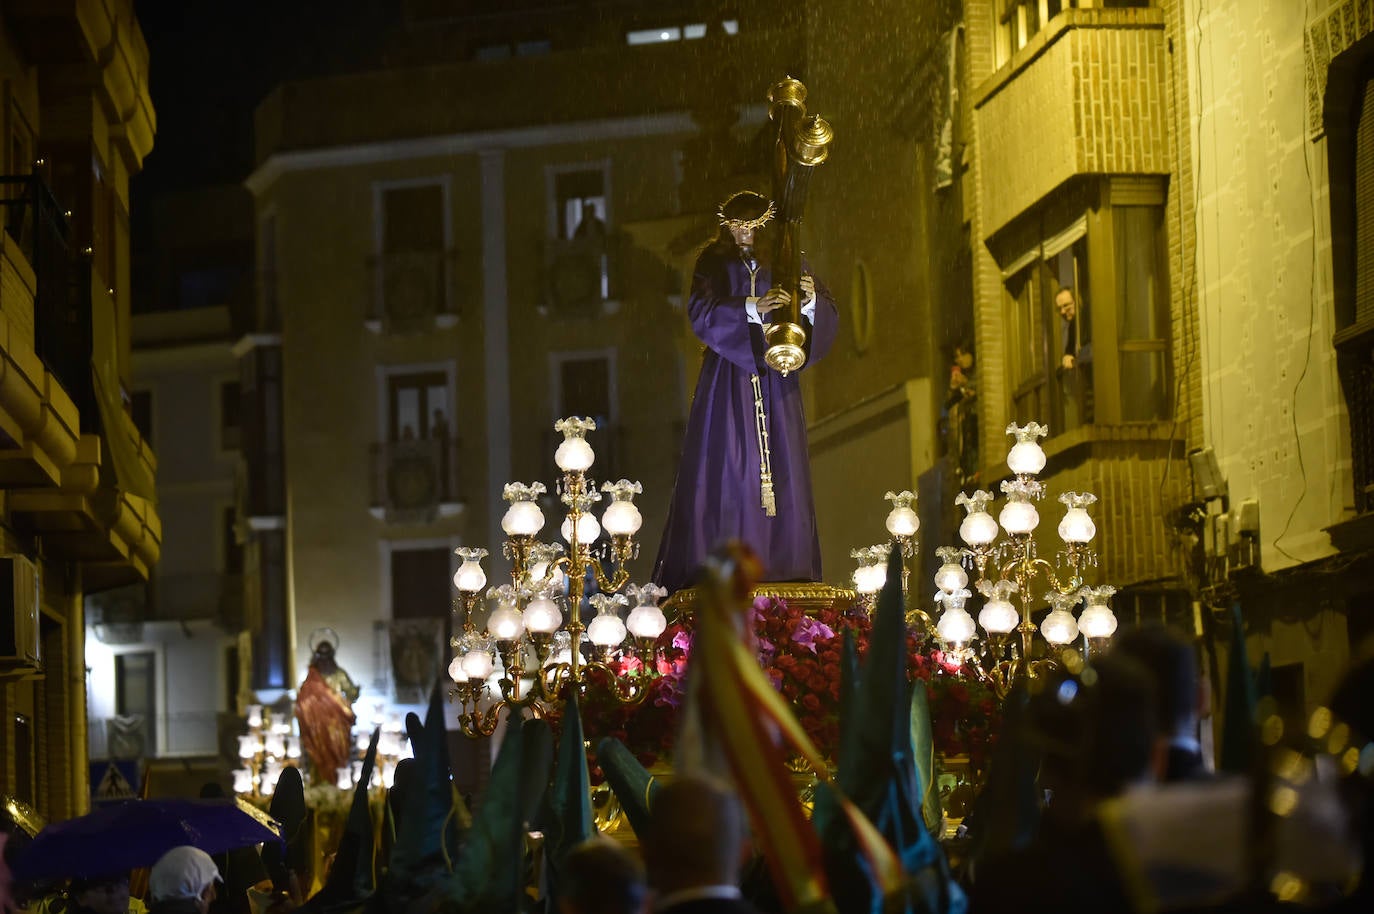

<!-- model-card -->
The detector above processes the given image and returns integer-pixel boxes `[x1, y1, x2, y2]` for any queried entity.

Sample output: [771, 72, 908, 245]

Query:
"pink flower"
[789, 616, 835, 654]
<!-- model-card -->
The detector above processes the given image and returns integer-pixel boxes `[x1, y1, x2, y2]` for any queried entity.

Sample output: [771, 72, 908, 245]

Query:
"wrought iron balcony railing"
[369, 437, 463, 522]
[366, 250, 460, 333]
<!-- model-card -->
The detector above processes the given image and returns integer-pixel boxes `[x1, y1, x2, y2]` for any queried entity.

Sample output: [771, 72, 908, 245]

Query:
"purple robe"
[652, 244, 838, 593]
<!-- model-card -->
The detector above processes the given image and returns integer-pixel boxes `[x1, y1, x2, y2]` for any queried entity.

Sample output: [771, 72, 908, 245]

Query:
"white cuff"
[802, 298, 816, 321]
[745, 297, 763, 325]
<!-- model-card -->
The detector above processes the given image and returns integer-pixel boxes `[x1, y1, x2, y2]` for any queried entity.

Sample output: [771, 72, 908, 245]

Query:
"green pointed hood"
[544, 693, 595, 904]
[594, 737, 660, 839]
[1220, 602, 1258, 773]
[450, 717, 554, 911]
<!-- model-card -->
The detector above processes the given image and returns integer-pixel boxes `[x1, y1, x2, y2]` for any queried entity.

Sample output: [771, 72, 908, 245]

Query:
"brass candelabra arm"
[996, 553, 1082, 605]
[537, 661, 573, 702]
[590, 556, 632, 596]
[578, 659, 653, 706]
[904, 604, 933, 632]
[456, 708, 502, 739]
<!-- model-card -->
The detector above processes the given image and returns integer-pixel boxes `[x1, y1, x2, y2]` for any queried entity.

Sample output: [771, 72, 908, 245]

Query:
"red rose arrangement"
[565, 596, 1002, 780]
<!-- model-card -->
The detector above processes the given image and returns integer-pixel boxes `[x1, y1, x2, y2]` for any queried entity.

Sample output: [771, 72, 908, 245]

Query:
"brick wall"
[963, 2, 1194, 590]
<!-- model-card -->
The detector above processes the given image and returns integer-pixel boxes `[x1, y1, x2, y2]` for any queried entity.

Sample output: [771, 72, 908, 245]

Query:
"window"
[626, 20, 736, 44]
[115, 650, 157, 757]
[131, 389, 153, 445]
[388, 546, 450, 704]
[999, 180, 1168, 434]
[374, 367, 456, 516]
[555, 355, 614, 426]
[387, 372, 450, 442]
[375, 183, 450, 328]
[547, 167, 612, 314]
[220, 380, 241, 451]
[553, 170, 607, 241]
[1114, 207, 1169, 422]
[1005, 232, 1092, 432]
[1329, 68, 1374, 514]
[551, 352, 617, 476]
[389, 547, 451, 620]
[994, 1, 1153, 69]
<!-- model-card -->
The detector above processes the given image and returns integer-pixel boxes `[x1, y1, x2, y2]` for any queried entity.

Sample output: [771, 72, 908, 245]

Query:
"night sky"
[133, 0, 401, 194]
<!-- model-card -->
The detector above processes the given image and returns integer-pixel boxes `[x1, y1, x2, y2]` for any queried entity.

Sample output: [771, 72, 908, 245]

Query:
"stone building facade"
[0, 0, 160, 819]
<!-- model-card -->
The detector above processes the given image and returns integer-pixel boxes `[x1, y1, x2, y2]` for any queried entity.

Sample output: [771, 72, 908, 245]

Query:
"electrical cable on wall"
[1272, 0, 1317, 564]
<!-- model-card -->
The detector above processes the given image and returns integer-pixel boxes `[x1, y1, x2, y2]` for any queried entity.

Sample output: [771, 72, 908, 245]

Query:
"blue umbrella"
[14, 798, 282, 882]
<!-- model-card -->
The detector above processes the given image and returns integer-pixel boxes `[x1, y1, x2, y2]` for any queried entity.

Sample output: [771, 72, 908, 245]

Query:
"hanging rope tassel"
[752, 373, 777, 517]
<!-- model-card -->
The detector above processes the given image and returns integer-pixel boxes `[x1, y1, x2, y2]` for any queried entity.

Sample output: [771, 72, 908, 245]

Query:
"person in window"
[1055, 286, 1093, 427]
[431, 408, 451, 496]
[572, 201, 606, 242]
[943, 340, 979, 484]
[652, 190, 837, 594]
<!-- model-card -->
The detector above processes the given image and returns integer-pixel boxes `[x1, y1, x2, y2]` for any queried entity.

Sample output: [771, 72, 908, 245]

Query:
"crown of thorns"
[717, 191, 776, 230]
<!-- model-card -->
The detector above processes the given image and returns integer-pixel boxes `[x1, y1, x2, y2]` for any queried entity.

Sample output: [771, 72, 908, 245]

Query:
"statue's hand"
[800, 275, 816, 306]
[757, 287, 791, 315]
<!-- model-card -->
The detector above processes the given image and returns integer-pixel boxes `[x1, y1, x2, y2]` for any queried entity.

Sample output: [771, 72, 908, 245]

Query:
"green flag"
[1219, 602, 1258, 773]
[911, 683, 942, 834]
[815, 546, 965, 914]
[392, 683, 462, 883]
[544, 694, 595, 906]
[450, 717, 554, 911]
[595, 737, 659, 839]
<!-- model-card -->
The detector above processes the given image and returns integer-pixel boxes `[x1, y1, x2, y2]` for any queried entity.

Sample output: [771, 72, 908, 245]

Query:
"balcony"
[365, 250, 460, 334]
[541, 235, 618, 318]
[972, 5, 1168, 235]
[369, 437, 463, 523]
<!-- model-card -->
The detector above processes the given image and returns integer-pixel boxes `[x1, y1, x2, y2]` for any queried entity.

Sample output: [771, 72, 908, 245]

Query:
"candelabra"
[932, 422, 1117, 696]
[447, 417, 668, 738]
[337, 702, 413, 790]
[854, 422, 1120, 698]
[851, 490, 931, 627]
[233, 704, 301, 797]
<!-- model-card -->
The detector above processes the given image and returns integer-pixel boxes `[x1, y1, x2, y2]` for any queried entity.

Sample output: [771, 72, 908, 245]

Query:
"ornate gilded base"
[663, 581, 858, 621]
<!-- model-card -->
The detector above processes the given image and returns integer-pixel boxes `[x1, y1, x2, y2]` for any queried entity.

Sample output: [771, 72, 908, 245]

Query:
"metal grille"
[1354, 81, 1374, 326]
[1341, 353, 1374, 513]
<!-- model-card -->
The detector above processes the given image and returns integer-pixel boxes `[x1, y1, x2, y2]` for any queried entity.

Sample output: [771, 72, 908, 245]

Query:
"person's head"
[1054, 286, 1077, 321]
[953, 340, 974, 371]
[1328, 640, 1374, 875]
[558, 838, 647, 914]
[150, 847, 221, 914]
[642, 775, 747, 895]
[1112, 626, 1204, 741]
[716, 190, 774, 250]
[1031, 654, 1160, 822]
[71, 874, 130, 914]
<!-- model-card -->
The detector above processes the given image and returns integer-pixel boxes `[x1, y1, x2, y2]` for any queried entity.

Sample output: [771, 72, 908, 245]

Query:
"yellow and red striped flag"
[678, 543, 906, 913]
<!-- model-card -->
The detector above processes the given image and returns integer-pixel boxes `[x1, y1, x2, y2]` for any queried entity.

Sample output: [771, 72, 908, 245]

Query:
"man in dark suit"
[1114, 626, 1211, 782]
[643, 776, 758, 914]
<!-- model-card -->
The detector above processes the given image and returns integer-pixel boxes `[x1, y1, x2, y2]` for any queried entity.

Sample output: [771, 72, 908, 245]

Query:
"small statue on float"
[294, 627, 359, 784]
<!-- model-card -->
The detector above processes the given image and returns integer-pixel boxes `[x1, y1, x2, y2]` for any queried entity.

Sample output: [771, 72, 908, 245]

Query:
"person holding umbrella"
[148, 849, 221, 914]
